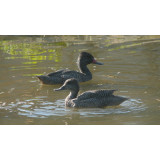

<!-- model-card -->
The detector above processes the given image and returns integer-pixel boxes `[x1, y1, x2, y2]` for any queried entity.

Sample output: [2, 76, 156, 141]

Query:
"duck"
[36, 52, 103, 85]
[54, 78, 128, 108]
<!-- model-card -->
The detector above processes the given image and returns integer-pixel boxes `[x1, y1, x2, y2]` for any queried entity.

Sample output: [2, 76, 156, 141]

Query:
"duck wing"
[47, 69, 70, 77]
[61, 71, 84, 81]
[38, 69, 84, 84]
[48, 69, 83, 80]
[77, 89, 117, 101]
[72, 94, 127, 108]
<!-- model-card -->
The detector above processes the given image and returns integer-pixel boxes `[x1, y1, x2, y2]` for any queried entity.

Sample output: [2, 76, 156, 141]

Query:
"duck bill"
[92, 59, 103, 65]
[54, 86, 65, 91]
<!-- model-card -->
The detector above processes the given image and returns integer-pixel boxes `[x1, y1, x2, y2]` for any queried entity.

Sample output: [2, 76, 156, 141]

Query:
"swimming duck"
[54, 78, 128, 108]
[37, 52, 103, 85]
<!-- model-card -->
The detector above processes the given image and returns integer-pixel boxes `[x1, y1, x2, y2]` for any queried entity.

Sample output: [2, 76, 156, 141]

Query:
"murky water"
[0, 35, 160, 124]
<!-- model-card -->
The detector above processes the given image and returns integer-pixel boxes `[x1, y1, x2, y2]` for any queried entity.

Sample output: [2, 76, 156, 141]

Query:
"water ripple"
[15, 97, 146, 118]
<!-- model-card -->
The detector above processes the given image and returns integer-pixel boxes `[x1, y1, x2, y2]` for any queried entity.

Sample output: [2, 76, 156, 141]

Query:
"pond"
[0, 35, 160, 124]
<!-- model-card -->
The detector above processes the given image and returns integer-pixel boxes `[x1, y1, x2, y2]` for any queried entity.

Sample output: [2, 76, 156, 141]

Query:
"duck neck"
[66, 88, 79, 100]
[68, 91, 78, 100]
[78, 61, 92, 76]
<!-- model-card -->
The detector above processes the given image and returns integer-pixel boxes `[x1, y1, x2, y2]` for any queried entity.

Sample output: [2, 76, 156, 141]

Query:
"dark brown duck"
[37, 52, 103, 85]
[54, 78, 128, 108]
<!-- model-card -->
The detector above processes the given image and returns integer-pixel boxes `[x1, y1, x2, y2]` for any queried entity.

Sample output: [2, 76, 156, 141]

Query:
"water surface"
[0, 35, 160, 124]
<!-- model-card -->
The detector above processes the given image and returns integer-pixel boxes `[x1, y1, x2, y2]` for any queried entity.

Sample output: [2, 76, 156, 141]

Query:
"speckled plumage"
[37, 52, 103, 85]
[54, 79, 128, 108]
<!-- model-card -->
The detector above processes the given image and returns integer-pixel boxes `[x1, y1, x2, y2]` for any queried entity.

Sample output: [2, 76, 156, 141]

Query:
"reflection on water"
[0, 35, 160, 124]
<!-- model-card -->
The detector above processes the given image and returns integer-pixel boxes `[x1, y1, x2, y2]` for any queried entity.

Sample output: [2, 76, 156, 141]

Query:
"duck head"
[78, 52, 103, 65]
[54, 78, 79, 91]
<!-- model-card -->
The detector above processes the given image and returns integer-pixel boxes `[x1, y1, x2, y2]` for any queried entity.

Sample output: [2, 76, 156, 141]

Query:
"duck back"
[71, 90, 128, 108]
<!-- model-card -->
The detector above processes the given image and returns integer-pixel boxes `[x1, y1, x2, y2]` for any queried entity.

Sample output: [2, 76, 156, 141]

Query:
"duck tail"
[114, 96, 129, 105]
[36, 75, 52, 84]
[107, 96, 128, 106]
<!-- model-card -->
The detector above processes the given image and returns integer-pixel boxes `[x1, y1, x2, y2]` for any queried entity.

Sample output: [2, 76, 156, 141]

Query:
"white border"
[0, 0, 160, 35]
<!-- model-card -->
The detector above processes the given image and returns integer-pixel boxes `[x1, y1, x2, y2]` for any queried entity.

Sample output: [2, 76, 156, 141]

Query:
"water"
[0, 35, 160, 124]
